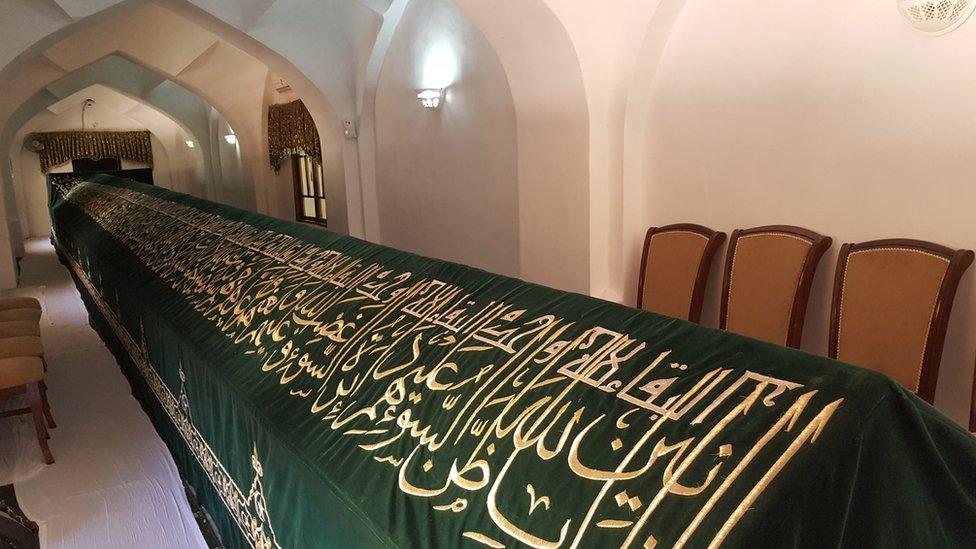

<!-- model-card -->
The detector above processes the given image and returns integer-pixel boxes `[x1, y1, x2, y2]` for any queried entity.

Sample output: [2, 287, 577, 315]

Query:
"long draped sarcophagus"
[49, 174, 976, 548]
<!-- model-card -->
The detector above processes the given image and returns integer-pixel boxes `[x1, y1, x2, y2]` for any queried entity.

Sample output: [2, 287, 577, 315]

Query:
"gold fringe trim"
[268, 99, 321, 172]
[35, 130, 153, 173]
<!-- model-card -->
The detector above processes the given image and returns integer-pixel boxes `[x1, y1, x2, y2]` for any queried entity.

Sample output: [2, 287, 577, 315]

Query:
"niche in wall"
[373, 0, 519, 277]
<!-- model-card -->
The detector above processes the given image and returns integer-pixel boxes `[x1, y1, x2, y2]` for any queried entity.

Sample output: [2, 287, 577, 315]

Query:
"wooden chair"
[720, 225, 831, 348]
[0, 308, 41, 322]
[0, 336, 54, 428]
[0, 321, 40, 337]
[637, 224, 726, 323]
[0, 297, 41, 310]
[0, 357, 54, 464]
[829, 239, 974, 403]
[970, 355, 975, 433]
[0, 336, 45, 361]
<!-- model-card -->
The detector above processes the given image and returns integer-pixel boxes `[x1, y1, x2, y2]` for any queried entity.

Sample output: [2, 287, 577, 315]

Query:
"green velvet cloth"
[49, 174, 976, 548]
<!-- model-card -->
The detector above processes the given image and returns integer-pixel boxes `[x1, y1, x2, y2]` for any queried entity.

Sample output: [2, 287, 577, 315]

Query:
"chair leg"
[40, 381, 55, 429]
[27, 382, 54, 464]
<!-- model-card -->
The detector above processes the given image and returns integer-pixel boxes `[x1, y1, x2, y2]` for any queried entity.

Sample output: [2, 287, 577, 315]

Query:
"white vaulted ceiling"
[42, 5, 220, 77]
[46, 0, 128, 19]
[0, 3, 281, 212]
[46, 84, 145, 117]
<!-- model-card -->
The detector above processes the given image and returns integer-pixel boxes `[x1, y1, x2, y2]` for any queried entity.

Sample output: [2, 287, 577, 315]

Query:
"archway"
[2, 55, 218, 195]
[0, 1, 352, 288]
[9, 83, 207, 239]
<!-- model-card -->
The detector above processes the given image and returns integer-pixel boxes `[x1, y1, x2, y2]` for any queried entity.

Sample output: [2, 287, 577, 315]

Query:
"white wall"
[211, 111, 245, 209]
[373, 0, 519, 276]
[453, 0, 590, 293]
[633, 0, 976, 424]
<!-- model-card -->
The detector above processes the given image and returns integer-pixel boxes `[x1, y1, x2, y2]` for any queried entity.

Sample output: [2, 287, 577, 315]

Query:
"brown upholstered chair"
[970, 355, 976, 433]
[0, 321, 40, 337]
[0, 357, 54, 463]
[0, 308, 41, 322]
[0, 334, 55, 424]
[637, 224, 726, 323]
[0, 336, 45, 360]
[0, 297, 41, 310]
[719, 225, 831, 348]
[829, 239, 974, 403]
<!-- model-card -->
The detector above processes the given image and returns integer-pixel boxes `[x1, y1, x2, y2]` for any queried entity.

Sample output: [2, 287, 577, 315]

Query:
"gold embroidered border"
[60, 246, 280, 549]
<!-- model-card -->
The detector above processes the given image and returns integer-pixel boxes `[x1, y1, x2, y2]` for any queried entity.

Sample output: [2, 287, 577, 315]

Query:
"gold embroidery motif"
[53, 180, 848, 548]
[61, 252, 280, 549]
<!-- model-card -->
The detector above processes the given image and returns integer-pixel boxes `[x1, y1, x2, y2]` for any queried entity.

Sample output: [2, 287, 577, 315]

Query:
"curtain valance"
[268, 99, 321, 172]
[34, 130, 153, 173]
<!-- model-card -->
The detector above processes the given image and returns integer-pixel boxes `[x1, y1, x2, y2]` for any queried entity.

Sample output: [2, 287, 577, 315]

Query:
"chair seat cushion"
[0, 321, 40, 337]
[0, 356, 43, 389]
[0, 308, 42, 322]
[0, 297, 41, 311]
[0, 336, 44, 359]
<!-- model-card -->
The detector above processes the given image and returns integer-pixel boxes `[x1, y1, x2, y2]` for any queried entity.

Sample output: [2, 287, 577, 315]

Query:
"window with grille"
[292, 154, 327, 226]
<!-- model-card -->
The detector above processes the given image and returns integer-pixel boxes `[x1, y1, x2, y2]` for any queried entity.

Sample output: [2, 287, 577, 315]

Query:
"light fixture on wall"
[417, 89, 443, 109]
[185, 140, 195, 149]
[898, 0, 976, 34]
[81, 98, 95, 130]
[418, 43, 455, 110]
[224, 133, 237, 145]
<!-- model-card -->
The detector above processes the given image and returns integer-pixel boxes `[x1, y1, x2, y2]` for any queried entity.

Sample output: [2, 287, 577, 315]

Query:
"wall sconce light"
[417, 89, 443, 109]
[185, 140, 195, 149]
[224, 134, 238, 145]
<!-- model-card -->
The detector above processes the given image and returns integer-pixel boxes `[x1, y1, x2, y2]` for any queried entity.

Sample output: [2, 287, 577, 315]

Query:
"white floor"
[0, 238, 206, 549]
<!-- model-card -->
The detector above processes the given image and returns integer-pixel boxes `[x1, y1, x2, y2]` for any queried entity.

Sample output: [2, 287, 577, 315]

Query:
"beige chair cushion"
[0, 336, 44, 359]
[0, 321, 40, 337]
[836, 248, 949, 391]
[0, 308, 42, 322]
[726, 233, 812, 345]
[0, 356, 43, 389]
[641, 231, 709, 319]
[0, 297, 40, 310]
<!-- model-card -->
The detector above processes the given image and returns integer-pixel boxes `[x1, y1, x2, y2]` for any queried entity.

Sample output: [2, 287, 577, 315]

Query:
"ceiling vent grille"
[898, 0, 976, 34]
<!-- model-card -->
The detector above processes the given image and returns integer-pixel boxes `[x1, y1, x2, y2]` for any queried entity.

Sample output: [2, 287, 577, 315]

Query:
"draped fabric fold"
[268, 99, 321, 172]
[34, 130, 153, 173]
[47, 174, 976, 549]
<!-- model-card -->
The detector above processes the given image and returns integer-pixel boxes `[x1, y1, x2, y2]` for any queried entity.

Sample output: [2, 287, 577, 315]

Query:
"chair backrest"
[720, 225, 831, 348]
[637, 224, 725, 323]
[970, 355, 975, 432]
[829, 239, 974, 403]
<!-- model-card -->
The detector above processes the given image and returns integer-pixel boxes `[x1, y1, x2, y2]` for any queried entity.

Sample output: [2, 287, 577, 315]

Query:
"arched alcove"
[0, 0, 351, 226]
[0, 3, 352, 290]
[448, 0, 589, 293]
[2, 55, 217, 192]
[9, 84, 206, 238]
[371, 0, 519, 277]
